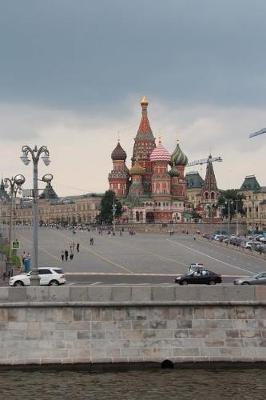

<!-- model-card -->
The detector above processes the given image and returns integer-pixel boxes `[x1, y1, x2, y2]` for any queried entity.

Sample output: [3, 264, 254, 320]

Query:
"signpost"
[12, 240, 20, 250]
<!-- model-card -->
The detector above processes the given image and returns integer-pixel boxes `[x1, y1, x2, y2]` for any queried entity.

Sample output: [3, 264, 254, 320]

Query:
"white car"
[9, 267, 66, 287]
[188, 263, 206, 272]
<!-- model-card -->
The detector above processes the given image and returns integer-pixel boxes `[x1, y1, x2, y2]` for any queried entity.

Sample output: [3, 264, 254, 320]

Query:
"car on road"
[175, 270, 222, 285]
[234, 272, 266, 285]
[9, 267, 66, 287]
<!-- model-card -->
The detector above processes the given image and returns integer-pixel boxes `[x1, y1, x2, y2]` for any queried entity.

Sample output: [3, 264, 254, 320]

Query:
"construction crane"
[187, 155, 223, 167]
[249, 128, 266, 138]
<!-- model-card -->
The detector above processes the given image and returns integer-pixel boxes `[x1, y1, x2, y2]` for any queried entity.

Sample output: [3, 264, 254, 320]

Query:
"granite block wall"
[0, 286, 266, 365]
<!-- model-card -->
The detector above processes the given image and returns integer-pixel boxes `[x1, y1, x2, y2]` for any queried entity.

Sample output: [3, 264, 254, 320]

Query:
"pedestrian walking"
[65, 249, 69, 261]
[90, 237, 94, 245]
[76, 243, 80, 252]
[70, 252, 74, 261]
[61, 250, 65, 261]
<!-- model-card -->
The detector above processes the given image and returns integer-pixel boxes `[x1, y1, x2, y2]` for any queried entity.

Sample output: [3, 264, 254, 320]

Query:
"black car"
[174, 270, 222, 285]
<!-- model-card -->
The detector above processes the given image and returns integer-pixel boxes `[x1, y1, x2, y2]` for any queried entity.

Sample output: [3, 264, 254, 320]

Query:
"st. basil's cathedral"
[108, 97, 220, 223]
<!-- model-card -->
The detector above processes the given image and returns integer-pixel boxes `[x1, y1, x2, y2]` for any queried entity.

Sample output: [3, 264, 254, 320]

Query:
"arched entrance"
[146, 212, 155, 223]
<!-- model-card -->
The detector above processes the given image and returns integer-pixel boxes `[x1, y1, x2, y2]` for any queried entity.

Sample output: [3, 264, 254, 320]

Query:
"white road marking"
[65, 272, 248, 277]
[167, 239, 254, 274]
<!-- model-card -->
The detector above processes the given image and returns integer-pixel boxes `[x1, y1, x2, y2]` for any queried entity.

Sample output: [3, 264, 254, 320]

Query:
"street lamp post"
[112, 202, 117, 234]
[235, 199, 240, 236]
[4, 174, 25, 274]
[225, 200, 233, 236]
[20, 145, 50, 286]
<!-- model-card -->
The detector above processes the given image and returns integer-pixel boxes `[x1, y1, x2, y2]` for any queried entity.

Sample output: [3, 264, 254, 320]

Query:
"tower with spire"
[131, 97, 156, 194]
[201, 154, 219, 204]
[199, 154, 220, 221]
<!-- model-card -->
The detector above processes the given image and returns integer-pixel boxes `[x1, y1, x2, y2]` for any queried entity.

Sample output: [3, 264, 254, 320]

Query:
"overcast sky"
[0, 0, 265, 196]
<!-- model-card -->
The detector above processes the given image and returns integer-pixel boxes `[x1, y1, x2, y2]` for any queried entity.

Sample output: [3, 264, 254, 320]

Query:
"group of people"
[61, 238, 95, 261]
[61, 242, 80, 261]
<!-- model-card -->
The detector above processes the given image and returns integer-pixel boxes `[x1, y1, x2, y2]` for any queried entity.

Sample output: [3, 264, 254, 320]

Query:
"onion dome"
[171, 140, 188, 166]
[111, 141, 127, 161]
[169, 163, 180, 177]
[150, 139, 171, 162]
[129, 161, 145, 176]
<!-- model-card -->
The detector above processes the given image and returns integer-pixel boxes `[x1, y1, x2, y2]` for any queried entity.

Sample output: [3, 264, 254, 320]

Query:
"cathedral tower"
[150, 139, 171, 198]
[108, 141, 129, 198]
[132, 97, 156, 194]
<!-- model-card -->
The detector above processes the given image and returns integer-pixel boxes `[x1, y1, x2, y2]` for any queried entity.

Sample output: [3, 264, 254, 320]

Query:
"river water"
[0, 367, 266, 400]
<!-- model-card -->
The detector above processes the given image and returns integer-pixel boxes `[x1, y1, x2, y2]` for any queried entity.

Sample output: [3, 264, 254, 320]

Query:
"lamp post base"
[5, 261, 13, 278]
[30, 274, 40, 286]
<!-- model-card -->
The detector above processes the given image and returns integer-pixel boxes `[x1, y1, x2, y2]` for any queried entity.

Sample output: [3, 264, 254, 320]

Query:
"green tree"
[191, 210, 202, 222]
[0, 244, 21, 267]
[96, 190, 122, 224]
[218, 190, 246, 219]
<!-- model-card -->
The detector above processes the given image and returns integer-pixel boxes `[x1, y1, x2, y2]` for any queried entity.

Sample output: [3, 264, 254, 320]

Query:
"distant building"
[186, 171, 204, 209]
[239, 175, 266, 231]
[0, 180, 102, 226]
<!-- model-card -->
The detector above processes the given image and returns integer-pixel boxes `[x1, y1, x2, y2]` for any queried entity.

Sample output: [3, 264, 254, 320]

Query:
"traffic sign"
[12, 240, 20, 250]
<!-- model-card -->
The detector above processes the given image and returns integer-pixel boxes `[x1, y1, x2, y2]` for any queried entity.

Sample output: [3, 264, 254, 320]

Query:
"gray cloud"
[1, 1, 266, 109]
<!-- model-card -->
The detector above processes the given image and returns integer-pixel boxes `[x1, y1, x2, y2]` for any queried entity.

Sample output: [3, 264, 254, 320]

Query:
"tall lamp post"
[4, 174, 25, 274]
[112, 202, 117, 234]
[235, 199, 240, 236]
[225, 200, 233, 236]
[20, 145, 50, 286]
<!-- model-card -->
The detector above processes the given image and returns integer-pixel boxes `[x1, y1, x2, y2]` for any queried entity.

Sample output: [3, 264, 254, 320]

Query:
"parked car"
[9, 267, 66, 287]
[234, 272, 266, 285]
[175, 270, 222, 285]
[241, 241, 256, 250]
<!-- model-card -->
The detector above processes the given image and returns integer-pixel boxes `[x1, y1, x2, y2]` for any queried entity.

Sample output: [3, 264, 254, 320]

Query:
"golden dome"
[129, 161, 145, 176]
[140, 96, 148, 105]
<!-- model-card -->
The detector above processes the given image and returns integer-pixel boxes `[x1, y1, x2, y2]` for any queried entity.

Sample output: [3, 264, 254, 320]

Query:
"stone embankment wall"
[0, 285, 266, 365]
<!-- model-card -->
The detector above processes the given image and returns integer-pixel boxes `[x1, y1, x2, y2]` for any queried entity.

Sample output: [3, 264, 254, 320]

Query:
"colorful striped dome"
[150, 140, 171, 162]
[171, 140, 188, 166]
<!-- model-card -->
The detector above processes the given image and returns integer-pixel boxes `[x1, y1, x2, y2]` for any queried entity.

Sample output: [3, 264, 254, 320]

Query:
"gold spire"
[140, 96, 148, 105]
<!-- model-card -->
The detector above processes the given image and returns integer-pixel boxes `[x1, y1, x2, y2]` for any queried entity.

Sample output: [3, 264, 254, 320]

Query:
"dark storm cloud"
[1, 0, 266, 109]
